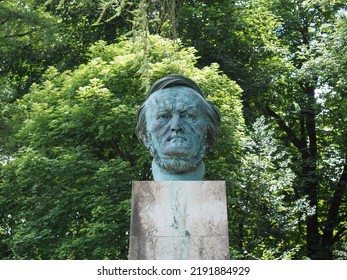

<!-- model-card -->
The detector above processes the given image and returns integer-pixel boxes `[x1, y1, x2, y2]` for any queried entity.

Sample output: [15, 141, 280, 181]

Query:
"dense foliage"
[178, 0, 347, 260]
[0, 35, 243, 259]
[1, 0, 346, 259]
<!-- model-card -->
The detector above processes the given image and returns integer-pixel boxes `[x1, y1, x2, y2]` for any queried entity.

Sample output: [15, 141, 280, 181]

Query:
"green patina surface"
[135, 75, 220, 181]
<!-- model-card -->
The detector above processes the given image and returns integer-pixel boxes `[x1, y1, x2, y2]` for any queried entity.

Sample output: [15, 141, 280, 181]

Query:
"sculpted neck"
[151, 160, 205, 181]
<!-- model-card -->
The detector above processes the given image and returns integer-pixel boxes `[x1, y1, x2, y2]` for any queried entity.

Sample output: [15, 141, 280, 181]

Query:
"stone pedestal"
[128, 181, 229, 260]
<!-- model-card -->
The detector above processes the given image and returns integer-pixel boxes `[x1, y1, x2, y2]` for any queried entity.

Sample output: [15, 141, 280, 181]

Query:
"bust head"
[136, 75, 221, 180]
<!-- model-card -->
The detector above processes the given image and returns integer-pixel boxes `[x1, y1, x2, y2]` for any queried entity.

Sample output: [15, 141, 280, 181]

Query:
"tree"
[0, 0, 131, 102]
[0, 35, 244, 259]
[259, 0, 347, 260]
[2, 0, 346, 260]
[229, 117, 315, 259]
[176, 0, 347, 259]
[0, 0, 132, 157]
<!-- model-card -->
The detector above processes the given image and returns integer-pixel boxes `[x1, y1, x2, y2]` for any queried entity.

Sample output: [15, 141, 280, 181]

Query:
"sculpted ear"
[142, 134, 152, 149]
[135, 102, 152, 149]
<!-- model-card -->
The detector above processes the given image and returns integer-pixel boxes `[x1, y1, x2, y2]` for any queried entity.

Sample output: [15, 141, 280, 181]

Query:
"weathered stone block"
[128, 181, 229, 260]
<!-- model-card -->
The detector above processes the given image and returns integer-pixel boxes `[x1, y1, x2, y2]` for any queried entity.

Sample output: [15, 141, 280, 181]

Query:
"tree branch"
[266, 105, 307, 154]
[323, 153, 347, 247]
[2, 28, 37, 39]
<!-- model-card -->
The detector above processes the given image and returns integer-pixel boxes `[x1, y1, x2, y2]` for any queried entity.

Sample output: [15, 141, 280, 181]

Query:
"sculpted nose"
[170, 115, 183, 132]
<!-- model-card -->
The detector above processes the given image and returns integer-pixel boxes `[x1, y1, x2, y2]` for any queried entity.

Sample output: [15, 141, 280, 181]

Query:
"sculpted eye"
[157, 113, 170, 121]
[181, 112, 197, 121]
[187, 113, 196, 120]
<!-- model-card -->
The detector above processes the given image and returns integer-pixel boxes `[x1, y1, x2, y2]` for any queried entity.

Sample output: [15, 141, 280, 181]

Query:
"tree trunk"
[321, 154, 347, 259]
[266, 83, 336, 259]
[302, 157, 322, 258]
[301, 85, 327, 259]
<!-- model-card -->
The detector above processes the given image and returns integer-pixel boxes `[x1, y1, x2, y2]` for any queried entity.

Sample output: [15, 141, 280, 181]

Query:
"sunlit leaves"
[0, 35, 244, 259]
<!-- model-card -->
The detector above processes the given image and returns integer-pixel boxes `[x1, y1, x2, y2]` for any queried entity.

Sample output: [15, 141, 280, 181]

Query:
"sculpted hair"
[135, 74, 221, 148]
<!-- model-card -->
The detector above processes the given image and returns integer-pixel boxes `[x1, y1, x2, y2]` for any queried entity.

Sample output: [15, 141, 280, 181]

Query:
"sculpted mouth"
[167, 135, 187, 141]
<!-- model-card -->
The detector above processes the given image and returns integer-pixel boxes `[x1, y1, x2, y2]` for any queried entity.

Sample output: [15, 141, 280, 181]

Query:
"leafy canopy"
[0, 35, 244, 259]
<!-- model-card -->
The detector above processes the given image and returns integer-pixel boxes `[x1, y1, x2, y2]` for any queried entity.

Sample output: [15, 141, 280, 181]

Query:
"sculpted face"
[135, 74, 221, 181]
[144, 86, 208, 175]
